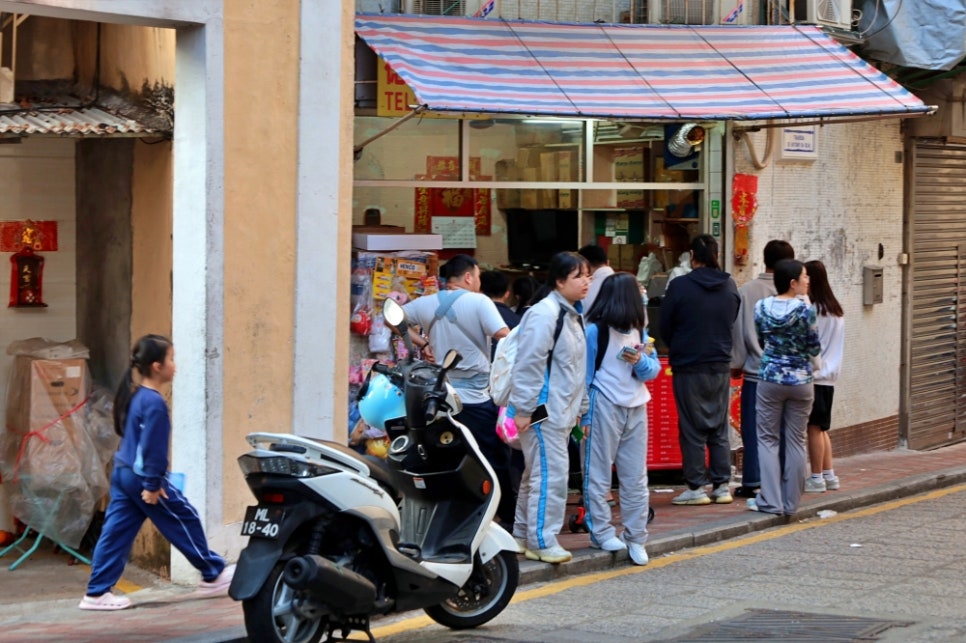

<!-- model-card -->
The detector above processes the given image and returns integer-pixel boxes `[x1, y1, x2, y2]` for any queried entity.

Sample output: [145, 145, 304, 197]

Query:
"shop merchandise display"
[348, 250, 439, 456]
[0, 338, 117, 549]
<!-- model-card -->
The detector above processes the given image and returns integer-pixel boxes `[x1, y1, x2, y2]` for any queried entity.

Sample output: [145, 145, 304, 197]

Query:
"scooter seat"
[308, 439, 401, 500]
[362, 454, 401, 500]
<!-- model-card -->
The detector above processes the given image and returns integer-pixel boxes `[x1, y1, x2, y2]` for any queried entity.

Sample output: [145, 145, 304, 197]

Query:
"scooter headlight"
[238, 453, 338, 478]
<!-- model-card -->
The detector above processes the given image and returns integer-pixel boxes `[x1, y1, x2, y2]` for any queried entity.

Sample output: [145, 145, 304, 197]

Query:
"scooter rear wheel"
[243, 560, 326, 643]
[424, 550, 519, 630]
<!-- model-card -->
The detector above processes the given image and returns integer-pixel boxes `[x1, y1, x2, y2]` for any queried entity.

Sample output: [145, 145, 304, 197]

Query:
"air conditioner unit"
[797, 0, 853, 31]
[651, 1, 750, 26]
[403, 0, 467, 15]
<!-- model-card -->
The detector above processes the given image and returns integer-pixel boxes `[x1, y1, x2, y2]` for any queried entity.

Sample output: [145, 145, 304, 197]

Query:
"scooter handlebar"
[424, 398, 439, 423]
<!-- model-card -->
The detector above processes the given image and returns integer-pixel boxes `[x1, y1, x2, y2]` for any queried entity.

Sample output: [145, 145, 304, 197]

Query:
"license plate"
[241, 506, 285, 539]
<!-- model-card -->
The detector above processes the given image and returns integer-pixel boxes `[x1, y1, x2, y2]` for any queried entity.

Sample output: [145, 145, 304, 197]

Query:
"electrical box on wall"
[863, 266, 883, 305]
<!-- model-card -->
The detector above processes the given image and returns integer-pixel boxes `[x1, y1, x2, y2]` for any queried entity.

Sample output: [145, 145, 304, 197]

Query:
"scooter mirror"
[441, 349, 461, 370]
[383, 297, 406, 329]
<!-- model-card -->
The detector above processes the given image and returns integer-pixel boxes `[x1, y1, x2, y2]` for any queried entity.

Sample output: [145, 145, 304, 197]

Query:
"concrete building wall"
[130, 139, 172, 344]
[731, 121, 905, 442]
[220, 0, 300, 521]
[75, 138, 133, 391]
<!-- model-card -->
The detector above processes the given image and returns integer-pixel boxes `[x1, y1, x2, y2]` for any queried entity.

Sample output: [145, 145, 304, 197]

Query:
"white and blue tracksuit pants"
[583, 391, 650, 546]
[512, 421, 571, 551]
[86, 465, 226, 596]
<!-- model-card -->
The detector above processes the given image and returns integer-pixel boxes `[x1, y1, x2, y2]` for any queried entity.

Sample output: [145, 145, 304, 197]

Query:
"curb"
[516, 465, 966, 586]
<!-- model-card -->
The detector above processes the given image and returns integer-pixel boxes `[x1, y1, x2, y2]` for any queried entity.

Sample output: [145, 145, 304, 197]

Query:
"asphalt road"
[372, 484, 966, 642]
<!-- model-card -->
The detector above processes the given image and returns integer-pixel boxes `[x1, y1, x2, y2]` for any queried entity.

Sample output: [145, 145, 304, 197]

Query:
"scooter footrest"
[424, 553, 471, 564]
[397, 543, 422, 559]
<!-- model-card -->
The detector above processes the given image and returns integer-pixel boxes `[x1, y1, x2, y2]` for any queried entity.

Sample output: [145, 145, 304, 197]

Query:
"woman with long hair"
[803, 260, 845, 493]
[507, 251, 590, 564]
[582, 272, 660, 565]
[750, 259, 821, 515]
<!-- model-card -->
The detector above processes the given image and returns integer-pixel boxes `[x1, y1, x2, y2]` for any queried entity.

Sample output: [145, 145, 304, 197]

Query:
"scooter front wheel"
[243, 559, 326, 643]
[424, 550, 519, 630]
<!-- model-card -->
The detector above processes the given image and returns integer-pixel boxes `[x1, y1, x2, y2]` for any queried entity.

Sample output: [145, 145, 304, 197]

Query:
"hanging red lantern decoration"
[1, 221, 57, 308]
[731, 174, 759, 266]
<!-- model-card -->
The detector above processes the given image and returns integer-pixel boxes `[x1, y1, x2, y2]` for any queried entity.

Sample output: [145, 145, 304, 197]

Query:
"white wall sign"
[780, 125, 818, 161]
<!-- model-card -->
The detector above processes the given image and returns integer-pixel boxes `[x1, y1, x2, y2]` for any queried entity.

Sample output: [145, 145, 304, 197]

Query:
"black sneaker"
[733, 486, 759, 498]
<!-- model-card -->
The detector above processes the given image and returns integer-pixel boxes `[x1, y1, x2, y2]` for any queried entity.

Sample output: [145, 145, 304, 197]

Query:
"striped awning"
[355, 14, 931, 121]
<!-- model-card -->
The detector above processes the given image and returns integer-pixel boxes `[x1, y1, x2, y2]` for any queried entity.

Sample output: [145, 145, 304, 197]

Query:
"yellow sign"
[376, 57, 417, 117]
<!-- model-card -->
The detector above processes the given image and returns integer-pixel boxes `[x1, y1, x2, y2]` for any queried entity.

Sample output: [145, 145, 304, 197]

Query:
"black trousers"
[671, 370, 732, 489]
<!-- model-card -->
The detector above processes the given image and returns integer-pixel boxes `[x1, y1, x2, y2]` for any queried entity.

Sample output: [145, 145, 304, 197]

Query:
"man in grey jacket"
[730, 240, 795, 498]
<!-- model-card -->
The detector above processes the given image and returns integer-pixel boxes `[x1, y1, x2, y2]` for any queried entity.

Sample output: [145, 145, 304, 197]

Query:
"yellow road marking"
[370, 483, 966, 638]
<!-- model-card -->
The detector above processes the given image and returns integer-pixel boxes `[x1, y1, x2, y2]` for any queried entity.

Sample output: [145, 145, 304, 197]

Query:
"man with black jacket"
[659, 235, 740, 506]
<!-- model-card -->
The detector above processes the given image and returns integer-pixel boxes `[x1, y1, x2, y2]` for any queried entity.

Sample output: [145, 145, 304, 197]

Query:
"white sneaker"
[197, 563, 235, 596]
[621, 533, 649, 566]
[824, 475, 841, 491]
[78, 592, 132, 611]
[804, 477, 827, 493]
[710, 483, 733, 504]
[513, 536, 528, 554]
[672, 488, 711, 505]
[592, 536, 627, 552]
[525, 545, 572, 564]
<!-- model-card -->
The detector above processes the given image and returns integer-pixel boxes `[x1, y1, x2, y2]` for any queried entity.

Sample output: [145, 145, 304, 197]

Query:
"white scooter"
[229, 298, 520, 643]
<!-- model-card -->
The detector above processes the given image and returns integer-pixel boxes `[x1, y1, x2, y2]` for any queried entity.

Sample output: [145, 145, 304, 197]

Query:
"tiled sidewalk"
[1, 442, 965, 642]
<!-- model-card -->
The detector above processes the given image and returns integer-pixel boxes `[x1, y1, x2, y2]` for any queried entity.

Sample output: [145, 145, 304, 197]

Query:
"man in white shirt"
[579, 245, 614, 316]
[402, 255, 514, 523]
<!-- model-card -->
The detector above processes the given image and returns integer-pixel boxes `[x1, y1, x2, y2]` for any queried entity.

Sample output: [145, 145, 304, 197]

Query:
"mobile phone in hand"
[619, 346, 640, 362]
[530, 404, 550, 426]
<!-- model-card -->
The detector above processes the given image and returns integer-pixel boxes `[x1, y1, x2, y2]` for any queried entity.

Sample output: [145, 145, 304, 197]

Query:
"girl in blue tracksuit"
[582, 273, 660, 566]
[80, 335, 232, 610]
[508, 252, 590, 564]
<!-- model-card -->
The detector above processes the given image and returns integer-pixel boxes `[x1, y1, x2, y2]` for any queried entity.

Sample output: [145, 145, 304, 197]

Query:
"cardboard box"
[520, 167, 540, 209]
[520, 190, 540, 210]
[6, 357, 90, 434]
[352, 233, 443, 251]
[539, 152, 558, 182]
[606, 244, 643, 272]
[517, 148, 540, 170]
[558, 150, 575, 209]
[495, 159, 520, 210]
[540, 189, 558, 209]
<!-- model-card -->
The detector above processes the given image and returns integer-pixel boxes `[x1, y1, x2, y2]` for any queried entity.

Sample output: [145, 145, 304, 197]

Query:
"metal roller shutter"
[906, 142, 966, 449]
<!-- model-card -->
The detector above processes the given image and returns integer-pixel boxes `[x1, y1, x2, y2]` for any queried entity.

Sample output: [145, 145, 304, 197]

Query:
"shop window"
[505, 208, 578, 270]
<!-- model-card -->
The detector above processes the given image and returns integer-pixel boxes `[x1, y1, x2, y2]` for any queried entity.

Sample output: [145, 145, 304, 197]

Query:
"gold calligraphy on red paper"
[0, 220, 58, 252]
[414, 157, 492, 237]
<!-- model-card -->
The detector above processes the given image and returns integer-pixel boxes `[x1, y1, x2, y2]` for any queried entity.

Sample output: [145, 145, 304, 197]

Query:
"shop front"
[348, 14, 931, 461]
[353, 14, 929, 268]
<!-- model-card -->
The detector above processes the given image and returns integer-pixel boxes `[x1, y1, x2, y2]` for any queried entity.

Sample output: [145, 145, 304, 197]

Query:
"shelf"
[655, 218, 700, 223]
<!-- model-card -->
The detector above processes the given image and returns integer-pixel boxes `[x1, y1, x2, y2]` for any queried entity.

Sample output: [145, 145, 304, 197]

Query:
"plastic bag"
[636, 252, 664, 288]
[368, 318, 392, 353]
[495, 406, 522, 450]
[667, 251, 692, 285]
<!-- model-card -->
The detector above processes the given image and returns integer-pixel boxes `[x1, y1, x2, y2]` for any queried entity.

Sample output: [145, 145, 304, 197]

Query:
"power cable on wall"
[736, 127, 776, 170]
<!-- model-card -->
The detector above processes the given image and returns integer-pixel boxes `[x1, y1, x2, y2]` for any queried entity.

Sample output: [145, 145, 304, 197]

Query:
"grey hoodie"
[509, 290, 589, 429]
[730, 272, 776, 380]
